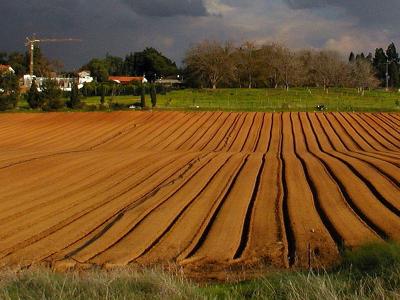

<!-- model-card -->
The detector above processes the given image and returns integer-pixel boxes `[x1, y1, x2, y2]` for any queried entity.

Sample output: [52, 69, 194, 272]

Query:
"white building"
[23, 71, 94, 92]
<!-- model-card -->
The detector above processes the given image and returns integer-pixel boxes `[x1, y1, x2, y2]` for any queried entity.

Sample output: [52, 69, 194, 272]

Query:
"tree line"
[0, 47, 62, 77]
[2, 41, 398, 91]
[82, 48, 179, 82]
[1, 40, 400, 111]
[183, 40, 400, 91]
[0, 47, 179, 82]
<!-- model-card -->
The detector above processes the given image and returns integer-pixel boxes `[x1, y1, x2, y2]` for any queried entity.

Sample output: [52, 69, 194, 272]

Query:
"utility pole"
[25, 34, 81, 77]
[386, 59, 390, 91]
[385, 58, 397, 91]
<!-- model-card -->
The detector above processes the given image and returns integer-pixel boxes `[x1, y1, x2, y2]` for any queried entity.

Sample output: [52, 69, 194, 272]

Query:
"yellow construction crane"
[25, 34, 82, 77]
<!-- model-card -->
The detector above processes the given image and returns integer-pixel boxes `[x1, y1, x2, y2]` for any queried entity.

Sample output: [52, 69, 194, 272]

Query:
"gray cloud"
[285, 0, 400, 29]
[122, 0, 208, 17]
[0, 0, 399, 71]
[285, 0, 327, 9]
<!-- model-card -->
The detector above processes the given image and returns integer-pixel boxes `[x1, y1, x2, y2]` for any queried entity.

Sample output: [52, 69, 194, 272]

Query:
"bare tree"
[350, 59, 379, 94]
[297, 50, 317, 87]
[184, 39, 380, 90]
[277, 47, 302, 90]
[234, 41, 260, 88]
[257, 43, 282, 88]
[257, 44, 301, 90]
[307, 50, 348, 92]
[184, 40, 235, 89]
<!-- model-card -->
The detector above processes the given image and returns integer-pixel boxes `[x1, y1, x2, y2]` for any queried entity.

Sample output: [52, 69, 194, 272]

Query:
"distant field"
[0, 111, 398, 278]
[81, 88, 400, 112]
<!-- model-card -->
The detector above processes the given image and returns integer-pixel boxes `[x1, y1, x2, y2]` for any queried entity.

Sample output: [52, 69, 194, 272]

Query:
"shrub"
[0, 94, 18, 111]
[83, 104, 98, 112]
[27, 79, 41, 109]
[341, 242, 400, 275]
[110, 102, 128, 110]
[66, 81, 82, 109]
[41, 79, 64, 111]
[0, 72, 19, 111]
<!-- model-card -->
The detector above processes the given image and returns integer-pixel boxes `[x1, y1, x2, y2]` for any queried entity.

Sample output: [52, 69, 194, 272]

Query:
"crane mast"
[25, 34, 81, 77]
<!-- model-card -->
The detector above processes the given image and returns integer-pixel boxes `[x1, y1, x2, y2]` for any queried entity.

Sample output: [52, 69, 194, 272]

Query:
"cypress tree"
[386, 43, 399, 62]
[389, 62, 400, 88]
[349, 52, 355, 63]
[67, 81, 81, 109]
[140, 83, 146, 108]
[27, 79, 41, 109]
[100, 84, 105, 105]
[386, 43, 400, 87]
[150, 84, 157, 107]
[373, 48, 387, 86]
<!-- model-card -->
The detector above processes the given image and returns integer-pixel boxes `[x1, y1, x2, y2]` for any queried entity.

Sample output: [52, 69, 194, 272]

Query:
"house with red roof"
[0, 65, 15, 74]
[108, 76, 147, 84]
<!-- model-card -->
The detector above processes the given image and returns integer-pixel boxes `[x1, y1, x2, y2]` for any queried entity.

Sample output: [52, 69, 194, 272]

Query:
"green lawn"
[14, 88, 400, 113]
[80, 88, 400, 112]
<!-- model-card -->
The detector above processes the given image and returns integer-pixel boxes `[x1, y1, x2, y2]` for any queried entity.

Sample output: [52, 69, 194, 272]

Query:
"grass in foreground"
[12, 88, 400, 113]
[1, 243, 400, 299]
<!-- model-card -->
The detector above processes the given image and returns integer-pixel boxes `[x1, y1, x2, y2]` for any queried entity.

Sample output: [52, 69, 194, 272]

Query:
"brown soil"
[0, 111, 398, 279]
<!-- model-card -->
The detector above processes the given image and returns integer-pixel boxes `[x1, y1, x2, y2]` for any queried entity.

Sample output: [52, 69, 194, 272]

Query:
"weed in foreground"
[1, 243, 400, 299]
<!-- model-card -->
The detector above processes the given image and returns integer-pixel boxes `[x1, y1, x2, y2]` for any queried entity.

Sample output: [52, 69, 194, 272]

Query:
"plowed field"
[0, 112, 399, 274]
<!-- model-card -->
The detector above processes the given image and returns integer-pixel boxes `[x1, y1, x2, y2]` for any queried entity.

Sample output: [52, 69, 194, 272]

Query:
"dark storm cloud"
[285, 0, 326, 9]
[1, 0, 399, 71]
[285, 0, 400, 28]
[122, 0, 208, 17]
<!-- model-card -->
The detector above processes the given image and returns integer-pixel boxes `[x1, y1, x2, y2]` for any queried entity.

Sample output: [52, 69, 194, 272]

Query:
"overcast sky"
[1, 0, 399, 70]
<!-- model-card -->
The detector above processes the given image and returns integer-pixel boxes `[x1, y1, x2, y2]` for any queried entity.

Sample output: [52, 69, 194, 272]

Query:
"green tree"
[130, 48, 178, 81]
[150, 84, 157, 107]
[25, 46, 53, 77]
[27, 79, 42, 109]
[67, 81, 81, 109]
[373, 48, 388, 86]
[356, 53, 365, 61]
[388, 63, 400, 87]
[123, 53, 135, 76]
[387, 43, 400, 62]
[349, 52, 355, 63]
[0, 72, 19, 111]
[41, 79, 64, 110]
[100, 84, 106, 106]
[6, 52, 27, 76]
[386, 43, 400, 87]
[82, 59, 109, 82]
[105, 54, 124, 76]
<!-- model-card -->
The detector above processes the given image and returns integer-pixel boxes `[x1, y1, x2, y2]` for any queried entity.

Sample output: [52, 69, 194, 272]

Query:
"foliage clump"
[66, 81, 82, 109]
[41, 79, 64, 111]
[0, 71, 19, 111]
[27, 79, 41, 109]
